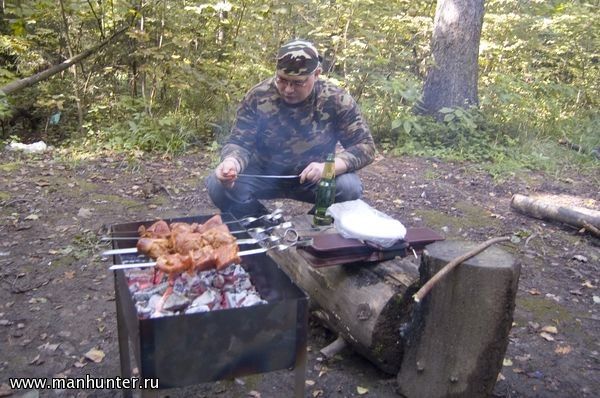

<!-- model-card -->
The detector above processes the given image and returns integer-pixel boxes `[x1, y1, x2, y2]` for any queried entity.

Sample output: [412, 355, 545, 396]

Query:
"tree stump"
[397, 240, 520, 398]
[268, 215, 420, 374]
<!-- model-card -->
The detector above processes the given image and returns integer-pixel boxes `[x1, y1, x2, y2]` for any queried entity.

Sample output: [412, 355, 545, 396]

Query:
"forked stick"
[413, 236, 511, 303]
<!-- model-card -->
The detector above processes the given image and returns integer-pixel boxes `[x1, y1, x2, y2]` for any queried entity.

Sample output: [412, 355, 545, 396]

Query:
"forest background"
[0, 0, 598, 180]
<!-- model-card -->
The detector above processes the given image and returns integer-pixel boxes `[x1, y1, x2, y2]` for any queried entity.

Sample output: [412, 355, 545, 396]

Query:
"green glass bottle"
[313, 153, 336, 226]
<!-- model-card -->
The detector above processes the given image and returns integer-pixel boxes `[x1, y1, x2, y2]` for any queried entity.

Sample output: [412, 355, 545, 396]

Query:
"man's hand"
[299, 162, 325, 184]
[215, 158, 240, 189]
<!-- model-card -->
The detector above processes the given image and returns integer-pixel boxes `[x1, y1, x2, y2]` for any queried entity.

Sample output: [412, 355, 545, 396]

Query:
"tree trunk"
[0, 25, 128, 95]
[419, 0, 485, 117]
[398, 240, 520, 398]
[59, 0, 84, 134]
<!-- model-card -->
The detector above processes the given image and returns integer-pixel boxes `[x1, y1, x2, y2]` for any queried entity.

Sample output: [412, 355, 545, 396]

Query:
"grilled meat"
[136, 215, 241, 274]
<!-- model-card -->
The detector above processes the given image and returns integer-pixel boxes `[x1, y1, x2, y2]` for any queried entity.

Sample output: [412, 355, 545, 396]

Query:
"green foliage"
[0, 0, 596, 180]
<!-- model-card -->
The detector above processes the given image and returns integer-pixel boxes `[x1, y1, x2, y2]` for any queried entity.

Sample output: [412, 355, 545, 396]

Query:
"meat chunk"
[136, 214, 242, 275]
[137, 237, 171, 258]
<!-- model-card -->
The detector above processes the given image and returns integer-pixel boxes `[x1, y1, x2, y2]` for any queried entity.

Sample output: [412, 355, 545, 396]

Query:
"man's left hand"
[299, 162, 325, 184]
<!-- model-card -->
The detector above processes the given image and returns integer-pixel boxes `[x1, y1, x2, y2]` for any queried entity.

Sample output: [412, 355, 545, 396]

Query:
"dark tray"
[297, 227, 444, 268]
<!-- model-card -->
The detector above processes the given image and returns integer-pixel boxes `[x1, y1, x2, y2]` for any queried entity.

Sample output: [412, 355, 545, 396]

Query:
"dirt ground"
[0, 148, 598, 398]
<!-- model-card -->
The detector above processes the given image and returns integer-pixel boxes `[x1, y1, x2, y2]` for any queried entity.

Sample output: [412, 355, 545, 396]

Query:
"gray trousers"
[206, 166, 363, 218]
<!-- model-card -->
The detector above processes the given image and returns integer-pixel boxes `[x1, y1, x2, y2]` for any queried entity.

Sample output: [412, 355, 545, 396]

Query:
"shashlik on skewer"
[127, 215, 241, 274]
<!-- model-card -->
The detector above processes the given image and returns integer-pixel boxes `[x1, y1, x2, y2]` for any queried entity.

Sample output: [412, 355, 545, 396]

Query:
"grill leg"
[116, 276, 133, 398]
[294, 299, 308, 398]
[294, 346, 307, 398]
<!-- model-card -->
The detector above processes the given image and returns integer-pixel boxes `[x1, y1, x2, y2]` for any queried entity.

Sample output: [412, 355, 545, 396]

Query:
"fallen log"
[510, 194, 600, 231]
[268, 215, 420, 374]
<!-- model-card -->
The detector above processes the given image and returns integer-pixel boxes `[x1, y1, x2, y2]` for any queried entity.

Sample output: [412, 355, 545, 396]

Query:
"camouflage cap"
[276, 39, 321, 76]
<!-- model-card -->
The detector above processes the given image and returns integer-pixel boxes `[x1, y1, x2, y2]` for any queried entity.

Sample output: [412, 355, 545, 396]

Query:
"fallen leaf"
[0, 383, 11, 397]
[541, 325, 558, 334]
[77, 208, 93, 218]
[555, 345, 572, 355]
[74, 360, 87, 368]
[38, 342, 60, 352]
[572, 255, 588, 262]
[593, 296, 600, 304]
[503, 358, 513, 367]
[582, 281, 596, 289]
[527, 288, 541, 296]
[247, 391, 261, 398]
[540, 332, 555, 341]
[515, 354, 531, 362]
[312, 390, 324, 397]
[84, 348, 105, 363]
[357, 386, 368, 395]
[305, 380, 315, 386]
[497, 373, 505, 382]
[64, 271, 75, 279]
[513, 368, 524, 374]
[25, 214, 39, 221]
[29, 354, 44, 365]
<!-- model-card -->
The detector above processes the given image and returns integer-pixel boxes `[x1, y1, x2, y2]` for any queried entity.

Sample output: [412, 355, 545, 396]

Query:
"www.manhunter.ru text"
[9, 375, 159, 390]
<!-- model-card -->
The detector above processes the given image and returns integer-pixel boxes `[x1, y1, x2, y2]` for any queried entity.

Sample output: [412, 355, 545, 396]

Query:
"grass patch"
[0, 161, 22, 172]
[416, 200, 501, 231]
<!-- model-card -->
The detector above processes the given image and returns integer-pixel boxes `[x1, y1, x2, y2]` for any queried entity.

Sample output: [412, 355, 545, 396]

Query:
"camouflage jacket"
[221, 77, 376, 176]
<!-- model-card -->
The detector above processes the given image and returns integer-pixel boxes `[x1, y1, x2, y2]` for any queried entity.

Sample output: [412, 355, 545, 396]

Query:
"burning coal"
[125, 263, 266, 319]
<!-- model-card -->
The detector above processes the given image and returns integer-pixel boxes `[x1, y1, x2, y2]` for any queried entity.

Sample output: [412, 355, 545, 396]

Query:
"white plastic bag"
[326, 199, 406, 248]
[8, 141, 48, 153]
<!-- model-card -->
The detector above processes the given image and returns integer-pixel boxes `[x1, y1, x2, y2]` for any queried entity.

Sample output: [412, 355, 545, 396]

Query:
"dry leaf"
[515, 354, 531, 362]
[38, 342, 60, 352]
[582, 281, 596, 289]
[496, 373, 505, 382]
[305, 380, 315, 386]
[357, 386, 369, 395]
[540, 332, 555, 341]
[64, 271, 75, 279]
[555, 345, 572, 355]
[513, 368, 524, 374]
[24, 214, 39, 221]
[541, 325, 558, 334]
[503, 358, 513, 367]
[0, 383, 12, 397]
[74, 360, 87, 368]
[247, 391, 261, 398]
[77, 208, 93, 218]
[29, 354, 44, 365]
[527, 288, 541, 296]
[312, 390, 324, 397]
[84, 348, 105, 363]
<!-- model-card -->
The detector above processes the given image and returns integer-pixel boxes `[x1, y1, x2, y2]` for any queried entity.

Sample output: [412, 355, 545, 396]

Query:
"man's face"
[274, 69, 320, 104]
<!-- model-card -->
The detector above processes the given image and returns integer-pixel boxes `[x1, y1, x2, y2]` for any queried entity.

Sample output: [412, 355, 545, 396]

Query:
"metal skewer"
[108, 244, 295, 271]
[101, 221, 293, 242]
[101, 236, 280, 256]
[100, 210, 284, 239]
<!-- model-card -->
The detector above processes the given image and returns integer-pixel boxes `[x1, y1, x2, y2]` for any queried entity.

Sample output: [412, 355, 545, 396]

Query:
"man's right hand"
[215, 158, 240, 189]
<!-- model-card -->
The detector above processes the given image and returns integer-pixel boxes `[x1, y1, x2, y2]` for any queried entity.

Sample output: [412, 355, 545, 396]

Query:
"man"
[206, 39, 376, 218]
